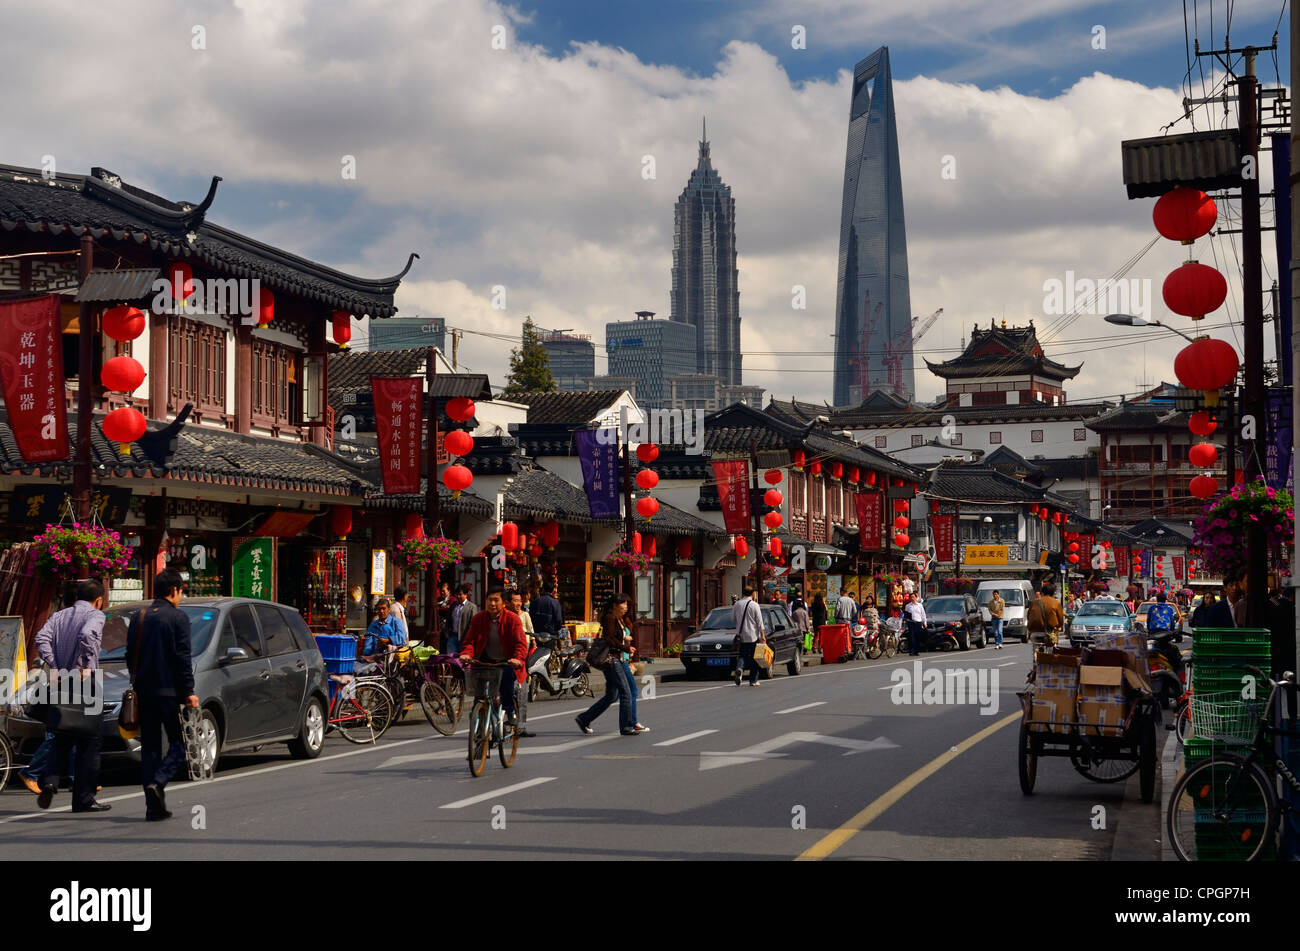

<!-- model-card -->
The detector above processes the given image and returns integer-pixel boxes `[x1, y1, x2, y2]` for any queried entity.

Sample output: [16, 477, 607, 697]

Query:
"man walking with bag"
[127, 569, 199, 821]
[34, 580, 108, 813]
[732, 586, 766, 687]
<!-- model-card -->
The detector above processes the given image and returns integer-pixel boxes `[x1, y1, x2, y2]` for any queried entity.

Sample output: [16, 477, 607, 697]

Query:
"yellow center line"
[795, 710, 1023, 861]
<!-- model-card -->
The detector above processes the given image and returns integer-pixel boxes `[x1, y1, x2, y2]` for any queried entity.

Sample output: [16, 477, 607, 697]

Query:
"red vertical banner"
[1114, 546, 1129, 575]
[0, 295, 68, 462]
[712, 460, 751, 534]
[1080, 533, 1095, 568]
[1173, 555, 1184, 581]
[931, 513, 954, 562]
[371, 376, 422, 494]
[855, 491, 883, 550]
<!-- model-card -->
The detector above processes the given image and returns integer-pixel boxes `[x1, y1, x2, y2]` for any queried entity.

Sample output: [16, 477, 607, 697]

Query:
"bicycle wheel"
[337, 682, 394, 744]
[499, 717, 519, 768]
[1168, 753, 1277, 862]
[1070, 747, 1140, 783]
[0, 731, 12, 795]
[1176, 703, 1193, 744]
[440, 667, 466, 721]
[467, 702, 490, 777]
[420, 680, 458, 736]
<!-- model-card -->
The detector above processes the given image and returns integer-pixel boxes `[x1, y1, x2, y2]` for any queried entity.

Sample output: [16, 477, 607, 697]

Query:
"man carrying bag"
[34, 580, 109, 813]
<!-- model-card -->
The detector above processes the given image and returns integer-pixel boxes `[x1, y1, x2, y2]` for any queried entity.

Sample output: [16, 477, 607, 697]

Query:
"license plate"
[707, 657, 731, 666]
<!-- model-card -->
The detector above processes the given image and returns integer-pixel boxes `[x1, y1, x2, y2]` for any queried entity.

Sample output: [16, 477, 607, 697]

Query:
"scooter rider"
[1146, 591, 1176, 635]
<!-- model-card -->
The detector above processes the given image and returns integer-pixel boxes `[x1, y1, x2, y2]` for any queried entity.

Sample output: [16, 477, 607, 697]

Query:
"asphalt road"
[0, 641, 1160, 860]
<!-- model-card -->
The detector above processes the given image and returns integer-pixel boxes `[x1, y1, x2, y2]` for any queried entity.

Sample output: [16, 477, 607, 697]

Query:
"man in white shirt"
[903, 593, 928, 656]
[835, 591, 858, 625]
[731, 586, 766, 687]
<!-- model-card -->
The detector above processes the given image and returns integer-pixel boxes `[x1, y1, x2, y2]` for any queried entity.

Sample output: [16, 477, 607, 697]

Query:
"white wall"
[853, 417, 1097, 460]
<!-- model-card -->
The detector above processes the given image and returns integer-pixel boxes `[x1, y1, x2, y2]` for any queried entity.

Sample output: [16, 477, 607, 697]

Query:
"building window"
[989, 431, 1002, 445]
[1031, 429, 1044, 443]
[1074, 427, 1086, 441]
[875, 435, 886, 449]
[911, 434, 923, 448]
[252, 340, 301, 428]
[167, 317, 226, 417]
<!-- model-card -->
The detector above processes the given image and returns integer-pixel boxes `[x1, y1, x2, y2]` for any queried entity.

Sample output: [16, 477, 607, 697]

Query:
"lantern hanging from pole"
[444, 429, 474, 457]
[677, 538, 692, 560]
[1039, 509, 1048, 521]
[1152, 188, 1218, 243]
[101, 356, 146, 393]
[331, 506, 352, 539]
[442, 464, 473, 497]
[793, 450, 805, 469]
[1189, 474, 1219, 499]
[636, 469, 659, 490]
[631, 532, 642, 554]
[529, 543, 543, 558]
[865, 471, 876, 486]
[764, 511, 783, 529]
[1054, 512, 1062, 524]
[831, 462, 843, 480]
[102, 305, 146, 341]
[734, 536, 748, 558]
[764, 489, 783, 507]
[764, 469, 783, 485]
[1029, 504, 1039, 514]
[168, 261, 194, 302]
[893, 499, 909, 513]
[102, 406, 146, 453]
[331, 310, 352, 348]
[810, 460, 822, 476]
[1188, 443, 1219, 468]
[405, 513, 425, 538]
[502, 521, 519, 550]
[849, 467, 860, 483]
[636, 443, 659, 463]
[770, 536, 781, 558]
[645, 536, 657, 558]
[1188, 411, 1217, 436]
[1068, 542, 1079, 552]
[256, 286, 275, 328]
[1068, 554, 1080, 564]
[636, 496, 660, 520]
[1174, 337, 1239, 392]
[893, 515, 909, 531]
[446, 397, 476, 422]
[894, 533, 909, 548]
[1162, 262, 1227, 319]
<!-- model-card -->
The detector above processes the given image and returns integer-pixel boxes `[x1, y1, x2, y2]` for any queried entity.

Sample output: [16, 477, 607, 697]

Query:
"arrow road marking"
[699, 731, 898, 771]
[439, 777, 557, 810]
[653, 729, 718, 747]
[774, 702, 826, 715]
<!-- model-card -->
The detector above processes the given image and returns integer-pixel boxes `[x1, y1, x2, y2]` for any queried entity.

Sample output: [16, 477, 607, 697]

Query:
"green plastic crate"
[1192, 627, 1271, 651]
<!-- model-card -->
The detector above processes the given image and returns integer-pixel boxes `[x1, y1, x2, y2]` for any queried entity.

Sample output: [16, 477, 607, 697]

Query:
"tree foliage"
[503, 316, 557, 396]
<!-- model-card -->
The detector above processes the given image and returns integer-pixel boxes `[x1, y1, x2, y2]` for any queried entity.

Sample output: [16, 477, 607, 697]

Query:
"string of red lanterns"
[100, 305, 148, 453]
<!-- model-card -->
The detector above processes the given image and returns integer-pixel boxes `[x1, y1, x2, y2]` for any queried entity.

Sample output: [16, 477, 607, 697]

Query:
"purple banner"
[576, 428, 621, 519]
[1267, 387, 1293, 492]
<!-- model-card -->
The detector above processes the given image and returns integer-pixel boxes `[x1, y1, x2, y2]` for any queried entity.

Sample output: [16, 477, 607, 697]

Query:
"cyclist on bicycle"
[459, 587, 528, 726]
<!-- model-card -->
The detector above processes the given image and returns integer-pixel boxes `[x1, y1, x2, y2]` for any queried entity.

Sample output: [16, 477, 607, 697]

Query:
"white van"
[976, 580, 1036, 643]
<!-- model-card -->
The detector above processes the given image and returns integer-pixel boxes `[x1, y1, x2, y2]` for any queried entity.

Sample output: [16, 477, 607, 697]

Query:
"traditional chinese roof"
[0, 164, 414, 317]
[359, 478, 494, 519]
[830, 400, 1112, 428]
[1124, 518, 1195, 546]
[508, 390, 628, 425]
[925, 465, 1054, 504]
[924, 321, 1081, 382]
[1085, 400, 1186, 432]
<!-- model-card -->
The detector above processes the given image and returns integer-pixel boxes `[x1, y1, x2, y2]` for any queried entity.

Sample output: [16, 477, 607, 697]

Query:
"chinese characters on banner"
[371, 376, 422, 494]
[712, 460, 751, 534]
[1114, 546, 1129, 576]
[233, 536, 275, 601]
[856, 492, 884, 550]
[0, 295, 68, 463]
[1267, 388, 1294, 492]
[1079, 533, 1095, 567]
[1137, 550, 1152, 578]
[930, 512, 954, 561]
[575, 428, 620, 519]
[1172, 556, 1184, 581]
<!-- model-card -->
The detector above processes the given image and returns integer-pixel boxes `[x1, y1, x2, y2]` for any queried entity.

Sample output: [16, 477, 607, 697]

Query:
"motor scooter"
[526, 635, 592, 700]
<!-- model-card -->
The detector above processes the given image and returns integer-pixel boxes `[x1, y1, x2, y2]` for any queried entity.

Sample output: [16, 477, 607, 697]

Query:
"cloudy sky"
[2, 0, 1290, 405]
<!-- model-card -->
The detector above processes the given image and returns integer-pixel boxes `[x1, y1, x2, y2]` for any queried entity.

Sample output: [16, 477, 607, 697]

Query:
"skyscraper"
[606, 311, 698, 410]
[671, 120, 741, 386]
[833, 47, 913, 406]
[540, 332, 595, 391]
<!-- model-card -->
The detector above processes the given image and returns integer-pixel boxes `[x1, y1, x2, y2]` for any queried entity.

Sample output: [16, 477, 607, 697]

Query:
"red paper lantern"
[1163, 262, 1227, 318]
[1174, 338, 1239, 391]
[631, 532, 642, 554]
[810, 460, 822, 476]
[636, 496, 660, 519]
[849, 467, 860, 483]
[764, 469, 783, 485]
[1068, 542, 1079, 552]
[677, 538, 692, 559]
[102, 305, 145, 341]
[444, 429, 474, 457]
[1040, 509, 1048, 521]
[1053, 513, 1063, 524]
[764, 511, 783, 529]
[331, 506, 352, 538]
[1153, 188, 1217, 243]
[540, 520, 560, 547]
[1188, 411, 1217, 436]
[831, 462, 843, 480]
[894, 533, 909, 548]
[893, 499, 909, 513]
[865, 471, 877, 486]
[645, 537, 657, 558]
[769, 536, 781, 558]
[1189, 474, 1219, 499]
[102, 406, 146, 447]
[101, 356, 146, 392]
[168, 261, 194, 301]
[447, 397, 476, 422]
[764, 489, 783, 507]
[636, 443, 659, 463]
[793, 450, 806, 469]
[734, 536, 748, 557]
[1188, 443, 1219, 468]
[257, 286, 275, 327]
[502, 521, 519, 550]
[1029, 504, 1039, 514]
[893, 515, 909, 531]
[636, 469, 659, 490]
[530, 544, 544, 558]
[442, 464, 473, 495]
[331, 310, 352, 348]
[405, 513, 425, 538]
[1068, 554, 1080, 564]
[1156, 569, 1164, 578]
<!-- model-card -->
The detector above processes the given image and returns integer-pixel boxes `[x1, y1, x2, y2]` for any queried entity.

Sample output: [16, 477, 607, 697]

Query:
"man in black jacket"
[530, 583, 565, 639]
[126, 569, 199, 821]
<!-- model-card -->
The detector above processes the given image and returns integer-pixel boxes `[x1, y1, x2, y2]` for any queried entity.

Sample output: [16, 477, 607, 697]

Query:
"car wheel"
[960, 631, 970, 650]
[288, 696, 325, 759]
[787, 648, 802, 676]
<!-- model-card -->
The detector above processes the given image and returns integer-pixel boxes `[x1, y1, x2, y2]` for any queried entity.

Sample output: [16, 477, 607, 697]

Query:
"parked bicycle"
[1167, 665, 1300, 861]
[326, 674, 395, 745]
[464, 660, 519, 777]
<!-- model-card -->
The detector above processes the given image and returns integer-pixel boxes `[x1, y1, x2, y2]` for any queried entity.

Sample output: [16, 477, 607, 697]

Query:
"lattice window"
[167, 317, 226, 417]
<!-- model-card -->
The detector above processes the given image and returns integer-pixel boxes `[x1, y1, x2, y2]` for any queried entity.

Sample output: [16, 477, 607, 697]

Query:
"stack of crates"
[1186, 627, 1272, 860]
[314, 634, 357, 705]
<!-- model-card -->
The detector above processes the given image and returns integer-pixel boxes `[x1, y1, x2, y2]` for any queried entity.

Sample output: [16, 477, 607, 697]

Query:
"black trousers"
[139, 694, 186, 792]
[40, 730, 101, 810]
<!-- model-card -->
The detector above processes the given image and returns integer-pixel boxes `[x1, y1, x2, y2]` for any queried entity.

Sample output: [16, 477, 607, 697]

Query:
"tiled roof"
[360, 478, 494, 519]
[508, 390, 626, 425]
[1124, 518, 1195, 545]
[329, 348, 427, 404]
[833, 401, 1112, 428]
[1085, 402, 1185, 432]
[1121, 130, 1243, 199]
[0, 164, 413, 317]
[642, 498, 728, 538]
[504, 465, 608, 522]
[925, 322, 1080, 381]
[926, 466, 1051, 503]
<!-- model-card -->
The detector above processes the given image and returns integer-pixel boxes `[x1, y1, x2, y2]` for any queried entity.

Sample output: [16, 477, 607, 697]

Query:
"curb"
[1109, 711, 1179, 861]
[1158, 724, 1181, 862]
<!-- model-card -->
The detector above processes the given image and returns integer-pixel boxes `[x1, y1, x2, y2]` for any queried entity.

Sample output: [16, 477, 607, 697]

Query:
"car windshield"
[977, 588, 1024, 606]
[1137, 602, 1157, 614]
[99, 604, 220, 663]
[925, 598, 965, 613]
[700, 607, 735, 630]
[1076, 602, 1127, 617]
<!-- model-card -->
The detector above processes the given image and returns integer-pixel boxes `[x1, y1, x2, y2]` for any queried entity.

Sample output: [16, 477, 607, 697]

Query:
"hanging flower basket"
[1191, 479, 1294, 580]
[29, 522, 131, 583]
[940, 576, 976, 593]
[393, 535, 463, 572]
[604, 550, 651, 574]
[873, 572, 904, 586]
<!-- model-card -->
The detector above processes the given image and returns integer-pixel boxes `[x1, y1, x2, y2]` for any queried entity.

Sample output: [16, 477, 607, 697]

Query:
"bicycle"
[326, 674, 396, 745]
[464, 660, 520, 777]
[1167, 664, 1300, 861]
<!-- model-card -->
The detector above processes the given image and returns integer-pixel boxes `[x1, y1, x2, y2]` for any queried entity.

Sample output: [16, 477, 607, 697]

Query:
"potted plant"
[29, 522, 131, 584]
[604, 550, 651, 574]
[393, 535, 463, 573]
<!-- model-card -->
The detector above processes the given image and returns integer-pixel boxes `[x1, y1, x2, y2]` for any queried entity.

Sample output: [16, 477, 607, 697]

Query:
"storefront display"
[588, 564, 616, 620]
[304, 546, 348, 631]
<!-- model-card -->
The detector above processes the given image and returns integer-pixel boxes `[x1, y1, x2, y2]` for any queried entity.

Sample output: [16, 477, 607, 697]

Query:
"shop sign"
[371, 376, 422, 494]
[1114, 546, 1129, 575]
[370, 549, 388, 596]
[8, 486, 131, 526]
[0, 295, 67, 463]
[712, 459, 752, 534]
[931, 514, 954, 562]
[575, 428, 620, 519]
[855, 491, 882, 550]
[233, 536, 275, 601]
[814, 554, 832, 570]
[964, 545, 1009, 565]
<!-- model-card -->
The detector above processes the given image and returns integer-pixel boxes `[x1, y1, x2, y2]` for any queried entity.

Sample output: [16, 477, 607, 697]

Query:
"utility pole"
[621, 405, 635, 596]
[1291, 0, 1300, 678]
[424, 346, 441, 646]
[953, 500, 962, 582]
[73, 232, 95, 521]
[749, 440, 764, 603]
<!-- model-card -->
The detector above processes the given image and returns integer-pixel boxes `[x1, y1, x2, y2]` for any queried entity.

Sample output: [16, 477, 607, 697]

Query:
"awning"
[255, 511, 318, 537]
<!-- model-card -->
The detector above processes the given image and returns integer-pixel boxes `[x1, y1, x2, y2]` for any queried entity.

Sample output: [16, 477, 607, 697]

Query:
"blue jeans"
[733, 641, 759, 684]
[22, 732, 63, 783]
[578, 663, 634, 733]
[620, 660, 638, 724]
[992, 618, 1004, 646]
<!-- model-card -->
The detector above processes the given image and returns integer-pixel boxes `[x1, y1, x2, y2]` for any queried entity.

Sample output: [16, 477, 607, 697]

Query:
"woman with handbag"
[575, 594, 645, 735]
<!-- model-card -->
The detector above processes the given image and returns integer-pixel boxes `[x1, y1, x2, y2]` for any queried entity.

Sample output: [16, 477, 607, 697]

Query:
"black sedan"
[921, 595, 986, 649]
[680, 604, 803, 679]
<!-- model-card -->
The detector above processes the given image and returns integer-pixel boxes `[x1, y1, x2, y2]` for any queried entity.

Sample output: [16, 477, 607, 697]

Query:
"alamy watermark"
[597, 408, 705, 455]
[1, 667, 104, 714]
[889, 661, 1000, 716]
[1042, 270, 1150, 320]
[149, 276, 262, 324]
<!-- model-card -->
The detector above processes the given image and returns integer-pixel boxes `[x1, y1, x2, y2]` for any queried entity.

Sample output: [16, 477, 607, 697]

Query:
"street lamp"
[1104, 313, 1199, 344]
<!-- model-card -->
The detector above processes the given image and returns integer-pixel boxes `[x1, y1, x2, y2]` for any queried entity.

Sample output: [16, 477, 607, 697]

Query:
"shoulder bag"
[119, 617, 143, 732]
[586, 636, 612, 670]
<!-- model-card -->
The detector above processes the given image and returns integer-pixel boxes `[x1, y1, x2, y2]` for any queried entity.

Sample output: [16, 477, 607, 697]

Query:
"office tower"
[540, 332, 596, 391]
[606, 311, 698, 410]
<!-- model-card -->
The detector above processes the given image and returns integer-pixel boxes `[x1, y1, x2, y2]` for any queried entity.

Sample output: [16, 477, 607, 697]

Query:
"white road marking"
[653, 729, 718, 747]
[380, 734, 617, 769]
[774, 702, 826, 715]
[439, 776, 557, 809]
[699, 731, 898, 771]
[998, 662, 1018, 668]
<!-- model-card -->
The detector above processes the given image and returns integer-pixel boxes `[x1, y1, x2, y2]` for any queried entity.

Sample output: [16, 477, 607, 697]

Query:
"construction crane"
[883, 307, 943, 397]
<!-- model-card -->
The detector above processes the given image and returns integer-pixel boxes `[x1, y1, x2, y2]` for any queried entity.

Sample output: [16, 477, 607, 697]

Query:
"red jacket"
[460, 609, 528, 684]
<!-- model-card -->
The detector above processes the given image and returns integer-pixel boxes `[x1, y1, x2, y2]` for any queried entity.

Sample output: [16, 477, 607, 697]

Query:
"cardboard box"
[1078, 698, 1130, 737]
[1086, 648, 1126, 668]
[1034, 653, 1082, 691]
[1029, 686, 1078, 733]
[1078, 664, 1147, 703]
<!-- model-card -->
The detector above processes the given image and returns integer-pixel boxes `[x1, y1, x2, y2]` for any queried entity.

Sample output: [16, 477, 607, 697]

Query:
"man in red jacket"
[459, 587, 528, 724]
